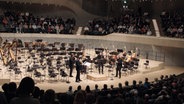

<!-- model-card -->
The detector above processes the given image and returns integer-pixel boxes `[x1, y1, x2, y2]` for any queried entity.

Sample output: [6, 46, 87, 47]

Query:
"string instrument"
[131, 53, 137, 59]
[0, 48, 7, 65]
[126, 55, 132, 62]
[0, 42, 11, 65]
[9, 41, 17, 62]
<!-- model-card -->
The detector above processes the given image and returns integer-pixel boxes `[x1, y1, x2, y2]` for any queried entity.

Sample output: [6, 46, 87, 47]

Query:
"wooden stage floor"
[0, 59, 183, 93]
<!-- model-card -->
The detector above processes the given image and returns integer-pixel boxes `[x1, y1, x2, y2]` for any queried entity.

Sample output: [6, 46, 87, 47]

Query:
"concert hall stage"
[0, 59, 184, 93]
[0, 58, 164, 83]
[0, 59, 164, 82]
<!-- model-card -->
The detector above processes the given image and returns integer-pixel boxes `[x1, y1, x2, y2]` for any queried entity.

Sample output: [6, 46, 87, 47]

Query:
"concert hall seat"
[75, 48, 82, 51]
[61, 43, 66, 47]
[77, 52, 83, 56]
[60, 47, 66, 51]
[48, 43, 54, 47]
[68, 43, 75, 48]
[54, 42, 60, 46]
[78, 44, 84, 49]
[35, 39, 43, 42]
[60, 52, 67, 55]
[52, 47, 58, 51]
[67, 47, 74, 51]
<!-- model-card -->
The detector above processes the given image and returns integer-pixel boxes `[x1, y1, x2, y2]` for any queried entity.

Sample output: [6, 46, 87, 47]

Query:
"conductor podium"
[86, 73, 108, 81]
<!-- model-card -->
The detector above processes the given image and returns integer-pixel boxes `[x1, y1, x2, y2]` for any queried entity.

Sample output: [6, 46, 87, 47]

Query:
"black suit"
[97, 54, 104, 74]
[69, 56, 75, 77]
[75, 59, 82, 82]
[116, 58, 122, 78]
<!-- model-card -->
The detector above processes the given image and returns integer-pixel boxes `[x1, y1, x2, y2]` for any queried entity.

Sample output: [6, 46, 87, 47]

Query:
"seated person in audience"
[43, 89, 60, 104]
[66, 86, 74, 95]
[73, 90, 86, 104]
[10, 77, 40, 104]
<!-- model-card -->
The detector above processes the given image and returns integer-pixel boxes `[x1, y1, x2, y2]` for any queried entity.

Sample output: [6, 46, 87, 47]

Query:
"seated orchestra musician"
[122, 50, 139, 70]
[111, 49, 140, 77]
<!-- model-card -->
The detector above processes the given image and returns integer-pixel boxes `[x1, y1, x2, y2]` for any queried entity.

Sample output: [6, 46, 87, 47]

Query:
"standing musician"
[97, 52, 105, 74]
[69, 53, 75, 77]
[115, 56, 123, 78]
[75, 57, 82, 82]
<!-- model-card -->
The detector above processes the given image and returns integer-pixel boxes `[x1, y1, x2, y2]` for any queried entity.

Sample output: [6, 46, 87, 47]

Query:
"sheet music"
[83, 61, 91, 67]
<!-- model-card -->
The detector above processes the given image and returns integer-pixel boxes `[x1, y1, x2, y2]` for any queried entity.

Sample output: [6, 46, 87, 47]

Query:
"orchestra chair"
[34, 69, 45, 82]
[128, 62, 134, 71]
[122, 64, 128, 76]
[6, 64, 15, 79]
[48, 69, 58, 81]
[14, 68, 22, 80]
[105, 63, 114, 80]
[26, 66, 34, 78]
[60, 69, 68, 82]
[144, 60, 149, 69]
[133, 62, 139, 72]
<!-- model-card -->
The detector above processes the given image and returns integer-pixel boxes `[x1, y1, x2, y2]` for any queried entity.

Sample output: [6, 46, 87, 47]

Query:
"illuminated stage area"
[0, 33, 184, 93]
[0, 55, 179, 93]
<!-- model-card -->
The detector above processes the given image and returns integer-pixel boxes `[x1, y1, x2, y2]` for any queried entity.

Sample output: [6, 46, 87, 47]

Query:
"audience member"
[0, 11, 75, 34]
[84, 11, 152, 35]
[0, 83, 9, 104]
[6, 82, 17, 103]
[73, 90, 86, 104]
[66, 86, 74, 95]
[10, 77, 40, 104]
[160, 11, 184, 38]
[43, 89, 60, 104]
[0, 73, 183, 104]
[32, 86, 41, 99]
